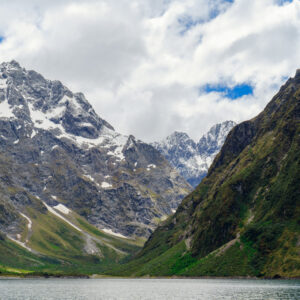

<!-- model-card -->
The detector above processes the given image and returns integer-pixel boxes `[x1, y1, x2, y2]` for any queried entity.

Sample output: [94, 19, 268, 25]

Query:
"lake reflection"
[0, 278, 299, 300]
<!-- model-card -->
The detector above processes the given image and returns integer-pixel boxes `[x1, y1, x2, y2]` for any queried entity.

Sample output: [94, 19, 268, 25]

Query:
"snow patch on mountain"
[0, 99, 15, 118]
[54, 204, 70, 215]
[20, 213, 32, 230]
[0, 78, 7, 88]
[101, 182, 112, 188]
[43, 201, 82, 232]
[102, 228, 129, 239]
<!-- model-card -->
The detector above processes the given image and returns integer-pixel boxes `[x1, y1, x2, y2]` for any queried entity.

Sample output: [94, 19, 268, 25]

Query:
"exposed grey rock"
[152, 121, 236, 187]
[0, 61, 191, 238]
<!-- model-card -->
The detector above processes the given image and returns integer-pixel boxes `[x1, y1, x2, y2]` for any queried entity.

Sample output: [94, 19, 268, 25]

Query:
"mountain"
[152, 121, 236, 187]
[0, 61, 191, 275]
[111, 70, 300, 278]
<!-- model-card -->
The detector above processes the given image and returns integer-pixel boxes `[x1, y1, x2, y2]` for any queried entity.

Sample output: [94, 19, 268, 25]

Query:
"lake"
[0, 278, 299, 300]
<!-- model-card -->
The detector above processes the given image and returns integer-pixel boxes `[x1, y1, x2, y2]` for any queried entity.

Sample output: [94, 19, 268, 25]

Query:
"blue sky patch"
[178, 16, 203, 35]
[178, 0, 234, 35]
[277, 0, 293, 5]
[0, 36, 4, 43]
[203, 83, 254, 99]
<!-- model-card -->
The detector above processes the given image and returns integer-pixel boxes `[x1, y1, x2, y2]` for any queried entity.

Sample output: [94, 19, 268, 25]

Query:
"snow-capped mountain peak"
[152, 121, 236, 187]
[0, 60, 114, 139]
[0, 61, 191, 238]
[0, 61, 132, 157]
[197, 120, 236, 156]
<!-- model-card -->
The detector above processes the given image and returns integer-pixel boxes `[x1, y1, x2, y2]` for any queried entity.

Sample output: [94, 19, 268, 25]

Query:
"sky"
[0, 0, 299, 142]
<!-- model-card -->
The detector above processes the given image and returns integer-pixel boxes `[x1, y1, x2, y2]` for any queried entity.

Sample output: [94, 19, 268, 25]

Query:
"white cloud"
[0, 0, 299, 142]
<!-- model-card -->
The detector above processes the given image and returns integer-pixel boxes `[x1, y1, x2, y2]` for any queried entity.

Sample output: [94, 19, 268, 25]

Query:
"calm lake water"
[0, 278, 299, 300]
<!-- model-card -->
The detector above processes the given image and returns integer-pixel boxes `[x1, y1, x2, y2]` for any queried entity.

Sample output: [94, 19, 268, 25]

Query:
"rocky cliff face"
[117, 70, 300, 278]
[0, 61, 191, 240]
[152, 121, 236, 187]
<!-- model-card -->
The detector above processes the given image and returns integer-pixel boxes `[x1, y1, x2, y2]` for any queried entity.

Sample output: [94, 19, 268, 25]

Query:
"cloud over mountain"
[0, 0, 299, 141]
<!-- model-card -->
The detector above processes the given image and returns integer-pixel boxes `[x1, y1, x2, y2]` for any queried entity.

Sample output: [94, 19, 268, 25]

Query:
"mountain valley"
[108, 70, 300, 278]
[0, 61, 299, 279]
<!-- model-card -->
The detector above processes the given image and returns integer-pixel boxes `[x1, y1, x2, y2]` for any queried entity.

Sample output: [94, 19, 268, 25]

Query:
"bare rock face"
[152, 121, 236, 187]
[0, 61, 191, 238]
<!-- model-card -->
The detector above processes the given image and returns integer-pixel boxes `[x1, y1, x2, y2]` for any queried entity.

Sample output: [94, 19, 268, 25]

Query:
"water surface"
[0, 278, 299, 300]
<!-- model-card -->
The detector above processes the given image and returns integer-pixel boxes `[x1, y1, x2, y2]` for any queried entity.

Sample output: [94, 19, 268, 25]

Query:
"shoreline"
[0, 274, 299, 280]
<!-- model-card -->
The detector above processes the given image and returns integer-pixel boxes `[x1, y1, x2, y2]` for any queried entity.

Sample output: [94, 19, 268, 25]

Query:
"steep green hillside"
[109, 70, 300, 278]
[0, 201, 142, 277]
